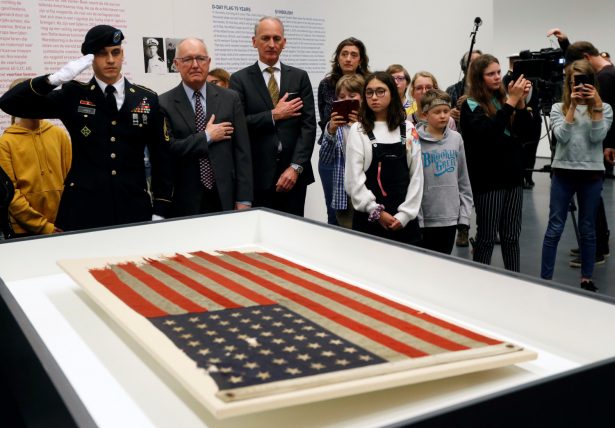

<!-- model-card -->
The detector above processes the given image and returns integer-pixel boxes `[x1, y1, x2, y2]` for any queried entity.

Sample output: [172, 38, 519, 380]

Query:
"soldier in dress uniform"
[145, 38, 168, 74]
[0, 25, 173, 231]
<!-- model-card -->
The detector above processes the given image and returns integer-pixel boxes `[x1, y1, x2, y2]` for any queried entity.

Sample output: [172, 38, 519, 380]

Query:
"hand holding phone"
[332, 99, 360, 123]
[573, 74, 594, 88]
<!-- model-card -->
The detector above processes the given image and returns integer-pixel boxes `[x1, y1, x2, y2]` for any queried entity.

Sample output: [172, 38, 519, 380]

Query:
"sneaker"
[581, 280, 598, 292]
[569, 254, 606, 268]
[456, 228, 469, 247]
[569, 248, 580, 257]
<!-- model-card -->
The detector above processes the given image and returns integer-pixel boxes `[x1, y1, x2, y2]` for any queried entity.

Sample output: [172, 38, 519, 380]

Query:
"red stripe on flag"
[222, 251, 468, 352]
[117, 262, 207, 313]
[146, 258, 241, 309]
[192, 251, 429, 358]
[168, 254, 277, 306]
[89, 266, 168, 317]
[260, 252, 501, 346]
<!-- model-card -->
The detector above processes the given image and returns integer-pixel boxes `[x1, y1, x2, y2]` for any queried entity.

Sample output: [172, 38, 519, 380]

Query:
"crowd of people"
[0, 20, 613, 292]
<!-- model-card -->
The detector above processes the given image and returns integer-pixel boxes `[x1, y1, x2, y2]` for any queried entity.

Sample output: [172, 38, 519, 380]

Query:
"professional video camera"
[511, 47, 565, 115]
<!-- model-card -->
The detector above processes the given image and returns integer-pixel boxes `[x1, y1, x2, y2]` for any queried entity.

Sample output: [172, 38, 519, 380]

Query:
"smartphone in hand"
[573, 74, 594, 87]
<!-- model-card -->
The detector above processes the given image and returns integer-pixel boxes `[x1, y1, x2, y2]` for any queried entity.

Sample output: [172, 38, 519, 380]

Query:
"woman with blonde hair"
[541, 60, 612, 291]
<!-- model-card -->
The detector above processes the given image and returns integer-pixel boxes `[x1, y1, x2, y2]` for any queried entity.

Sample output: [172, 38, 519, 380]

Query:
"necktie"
[194, 91, 215, 189]
[266, 66, 279, 106]
[105, 85, 118, 115]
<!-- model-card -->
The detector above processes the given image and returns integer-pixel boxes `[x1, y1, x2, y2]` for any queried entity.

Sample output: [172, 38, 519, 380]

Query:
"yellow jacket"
[0, 120, 71, 234]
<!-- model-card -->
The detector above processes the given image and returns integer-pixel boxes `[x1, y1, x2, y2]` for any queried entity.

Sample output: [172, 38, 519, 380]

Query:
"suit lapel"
[279, 63, 290, 96]
[249, 62, 274, 108]
[205, 83, 218, 123]
[173, 83, 197, 133]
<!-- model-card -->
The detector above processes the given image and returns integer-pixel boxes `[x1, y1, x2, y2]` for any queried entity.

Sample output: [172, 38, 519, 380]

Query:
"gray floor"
[452, 158, 615, 298]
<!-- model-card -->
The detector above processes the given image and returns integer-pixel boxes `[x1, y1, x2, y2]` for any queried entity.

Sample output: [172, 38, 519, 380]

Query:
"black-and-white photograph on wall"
[165, 38, 182, 73]
[142, 37, 167, 74]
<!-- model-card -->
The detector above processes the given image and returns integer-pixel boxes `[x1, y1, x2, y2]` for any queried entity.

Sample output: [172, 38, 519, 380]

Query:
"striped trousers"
[473, 186, 523, 272]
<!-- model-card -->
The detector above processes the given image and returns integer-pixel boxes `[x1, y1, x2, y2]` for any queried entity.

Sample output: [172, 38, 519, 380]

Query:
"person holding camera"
[460, 54, 532, 272]
[548, 30, 615, 264]
[540, 60, 613, 292]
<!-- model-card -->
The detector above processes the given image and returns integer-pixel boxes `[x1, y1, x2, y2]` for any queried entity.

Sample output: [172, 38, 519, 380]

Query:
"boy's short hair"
[420, 89, 451, 112]
[335, 74, 365, 96]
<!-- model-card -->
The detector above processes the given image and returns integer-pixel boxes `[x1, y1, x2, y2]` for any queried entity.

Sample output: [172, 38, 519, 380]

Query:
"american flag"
[89, 251, 511, 401]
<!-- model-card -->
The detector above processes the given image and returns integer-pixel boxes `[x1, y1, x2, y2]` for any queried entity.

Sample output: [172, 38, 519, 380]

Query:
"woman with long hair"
[541, 60, 612, 291]
[460, 54, 532, 272]
[317, 37, 370, 225]
[345, 72, 423, 244]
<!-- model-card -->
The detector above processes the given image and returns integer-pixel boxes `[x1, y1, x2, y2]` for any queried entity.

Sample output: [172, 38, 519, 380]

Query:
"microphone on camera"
[474, 17, 483, 27]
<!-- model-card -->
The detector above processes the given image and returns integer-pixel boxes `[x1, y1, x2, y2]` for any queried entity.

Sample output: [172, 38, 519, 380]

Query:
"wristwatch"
[290, 163, 303, 175]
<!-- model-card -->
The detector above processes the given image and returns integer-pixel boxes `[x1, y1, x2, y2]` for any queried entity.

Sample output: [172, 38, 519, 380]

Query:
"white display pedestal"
[1, 209, 614, 427]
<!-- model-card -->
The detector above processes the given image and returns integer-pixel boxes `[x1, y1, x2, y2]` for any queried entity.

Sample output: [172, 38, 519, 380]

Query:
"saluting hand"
[205, 114, 234, 142]
[48, 54, 94, 86]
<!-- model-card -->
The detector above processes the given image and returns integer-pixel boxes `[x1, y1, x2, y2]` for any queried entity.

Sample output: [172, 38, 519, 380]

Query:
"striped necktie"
[194, 91, 215, 189]
[266, 66, 279, 106]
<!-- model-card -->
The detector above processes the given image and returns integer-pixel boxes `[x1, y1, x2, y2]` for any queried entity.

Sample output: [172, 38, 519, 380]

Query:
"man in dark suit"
[160, 38, 252, 216]
[0, 25, 173, 231]
[230, 16, 316, 216]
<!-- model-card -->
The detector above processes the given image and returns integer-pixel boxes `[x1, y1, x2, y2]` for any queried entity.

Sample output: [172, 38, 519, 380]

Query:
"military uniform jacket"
[0, 76, 173, 231]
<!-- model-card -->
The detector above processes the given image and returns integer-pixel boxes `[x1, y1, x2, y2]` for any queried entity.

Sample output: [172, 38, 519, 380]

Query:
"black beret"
[81, 25, 124, 55]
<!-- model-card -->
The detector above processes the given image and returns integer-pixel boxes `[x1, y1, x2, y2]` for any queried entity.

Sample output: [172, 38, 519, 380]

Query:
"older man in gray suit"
[160, 38, 252, 216]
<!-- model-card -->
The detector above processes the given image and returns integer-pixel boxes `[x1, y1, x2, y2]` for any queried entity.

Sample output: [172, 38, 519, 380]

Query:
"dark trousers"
[420, 225, 458, 254]
[254, 185, 307, 217]
[473, 187, 523, 272]
[523, 139, 539, 182]
[318, 159, 337, 225]
[596, 196, 610, 256]
[199, 186, 223, 214]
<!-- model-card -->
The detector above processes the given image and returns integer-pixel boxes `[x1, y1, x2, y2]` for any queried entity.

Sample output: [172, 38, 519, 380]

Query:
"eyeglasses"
[393, 76, 407, 83]
[365, 88, 387, 98]
[176, 56, 209, 65]
[414, 85, 434, 92]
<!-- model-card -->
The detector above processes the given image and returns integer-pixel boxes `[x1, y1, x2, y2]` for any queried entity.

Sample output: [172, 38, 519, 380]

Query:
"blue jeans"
[318, 158, 337, 225]
[541, 174, 603, 279]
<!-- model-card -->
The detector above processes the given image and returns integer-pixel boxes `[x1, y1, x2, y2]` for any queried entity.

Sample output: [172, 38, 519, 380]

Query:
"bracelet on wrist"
[593, 107, 604, 113]
[368, 204, 385, 223]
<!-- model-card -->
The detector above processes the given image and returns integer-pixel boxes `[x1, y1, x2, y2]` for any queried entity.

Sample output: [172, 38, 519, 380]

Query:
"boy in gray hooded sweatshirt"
[417, 89, 473, 254]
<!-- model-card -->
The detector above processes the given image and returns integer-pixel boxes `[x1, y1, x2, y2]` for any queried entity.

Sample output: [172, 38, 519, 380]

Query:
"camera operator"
[547, 28, 615, 263]
[505, 55, 543, 189]
[446, 49, 482, 247]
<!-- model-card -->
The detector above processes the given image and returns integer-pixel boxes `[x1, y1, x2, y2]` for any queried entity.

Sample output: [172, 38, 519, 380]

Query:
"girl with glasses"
[541, 60, 613, 292]
[345, 72, 423, 244]
[386, 64, 412, 116]
[460, 54, 532, 272]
